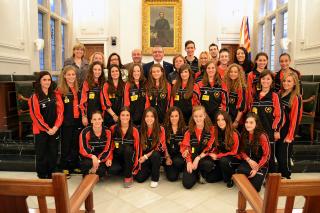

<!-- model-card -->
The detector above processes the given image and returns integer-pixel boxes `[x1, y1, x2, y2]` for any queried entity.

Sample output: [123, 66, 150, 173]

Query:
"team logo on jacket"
[265, 107, 272, 113]
[141, 92, 146, 97]
[64, 96, 70, 103]
[214, 92, 220, 98]
[160, 92, 166, 99]
[252, 107, 258, 114]
[230, 97, 235, 104]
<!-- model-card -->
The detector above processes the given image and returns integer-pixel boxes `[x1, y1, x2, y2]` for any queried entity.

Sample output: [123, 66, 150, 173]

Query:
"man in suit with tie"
[143, 46, 174, 79]
[124, 49, 144, 70]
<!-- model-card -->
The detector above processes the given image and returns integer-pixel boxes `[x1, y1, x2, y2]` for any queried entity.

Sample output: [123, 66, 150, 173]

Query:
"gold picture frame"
[142, 0, 182, 55]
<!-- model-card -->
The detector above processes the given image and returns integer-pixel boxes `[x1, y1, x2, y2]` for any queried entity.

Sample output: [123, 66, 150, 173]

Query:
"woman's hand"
[105, 159, 112, 167]
[187, 162, 193, 174]
[165, 156, 172, 166]
[82, 116, 88, 126]
[248, 169, 258, 178]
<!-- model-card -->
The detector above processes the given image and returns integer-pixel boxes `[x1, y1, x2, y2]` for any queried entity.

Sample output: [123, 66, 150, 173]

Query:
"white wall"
[0, 0, 256, 75]
[73, 0, 254, 64]
[289, 0, 320, 75]
[0, 0, 38, 75]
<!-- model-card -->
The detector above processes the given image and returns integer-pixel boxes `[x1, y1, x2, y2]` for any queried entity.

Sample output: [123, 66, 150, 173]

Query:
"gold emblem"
[64, 96, 70, 103]
[192, 147, 195, 153]
[109, 94, 115, 99]
[252, 107, 258, 114]
[89, 92, 95, 99]
[141, 92, 146, 97]
[115, 142, 119, 149]
[174, 94, 180, 101]
[203, 139, 208, 145]
[230, 97, 235, 104]
[214, 92, 220, 98]
[265, 107, 272, 113]
[160, 93, 166, 99]
[202, 95, 209, 101]
[130, 95, 138, 101]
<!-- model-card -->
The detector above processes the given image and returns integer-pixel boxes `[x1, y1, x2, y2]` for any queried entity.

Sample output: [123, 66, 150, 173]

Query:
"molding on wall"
[0, 55, 31, 64]
[294, 56, 320, 65]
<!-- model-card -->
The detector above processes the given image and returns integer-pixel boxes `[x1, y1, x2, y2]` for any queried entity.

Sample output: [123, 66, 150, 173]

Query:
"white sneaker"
[199, 174, 206, 184]
[150, 181, 159, 188]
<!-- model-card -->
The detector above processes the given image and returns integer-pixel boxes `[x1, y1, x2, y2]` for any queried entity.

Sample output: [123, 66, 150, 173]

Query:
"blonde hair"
[188, 105, 212, 134]
[224, 63, 247, 91]
[198, 51, 212, 68]
[72, 43, 85, 58]
[280, 71, 301, 107]
[89, 52, 105, 65]
[58, 65, 79, 96]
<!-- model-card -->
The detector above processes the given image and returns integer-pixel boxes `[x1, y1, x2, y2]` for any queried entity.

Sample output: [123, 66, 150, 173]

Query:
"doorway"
[221, 43, 239, 64]
[83, 44, 104, 62]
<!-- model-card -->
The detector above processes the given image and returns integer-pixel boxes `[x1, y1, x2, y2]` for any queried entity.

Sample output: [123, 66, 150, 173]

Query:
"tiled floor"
[0, 171, 319, 213]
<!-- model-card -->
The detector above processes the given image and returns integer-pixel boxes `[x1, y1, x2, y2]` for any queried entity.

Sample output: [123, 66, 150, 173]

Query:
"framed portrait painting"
[142, 0, 182, 55]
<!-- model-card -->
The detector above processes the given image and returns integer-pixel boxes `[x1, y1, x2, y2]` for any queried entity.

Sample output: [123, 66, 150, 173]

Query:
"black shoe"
[227, 180, 234, 188]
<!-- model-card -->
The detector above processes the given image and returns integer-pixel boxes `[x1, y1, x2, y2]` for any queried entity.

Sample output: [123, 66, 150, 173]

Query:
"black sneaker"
[227, 180, 234, 188]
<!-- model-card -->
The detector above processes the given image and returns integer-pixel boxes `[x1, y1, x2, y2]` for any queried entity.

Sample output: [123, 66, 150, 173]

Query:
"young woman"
[277, 72, 302, 179]
[101, 64, 125, 127]
[57, 66, 81, 177]
[29, 71, 64, 179]
[234, 47, 254, 75]
[250, 70, 282, 173]
[135, 107, 167, 188]
[63, 43, 89, 87]
[109, 107, 141, 187]
[80, 61, 105, 126]
[79, 111, 112, 178]
[222, 64, 246, 128]
[106, 52, 128, 82]
[168, 54, 186, 85]
[89, 52, 105, 66]
[195, 51, 211, 82]
[180, 106, 217, 189]
[274, 53, 302, 93]
[197, 61, 227, 123]
[146, 64, 171, 124]
[210, 111, 240, 188]
[124, 63, 147, 127]
[170, 64, 200, 123]
[217, 48, 230, 79]
[247, 52, 268, 107]
[237, 113, 270, 192]
[163, 107, 187, 181]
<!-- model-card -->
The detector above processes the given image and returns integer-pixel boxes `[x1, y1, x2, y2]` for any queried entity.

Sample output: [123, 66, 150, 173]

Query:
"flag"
[240, 16, 251, 59]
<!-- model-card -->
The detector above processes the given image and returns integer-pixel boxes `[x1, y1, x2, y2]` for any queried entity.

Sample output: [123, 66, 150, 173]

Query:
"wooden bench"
[233, 173, 320, 213]
[0, 173, 99, 213]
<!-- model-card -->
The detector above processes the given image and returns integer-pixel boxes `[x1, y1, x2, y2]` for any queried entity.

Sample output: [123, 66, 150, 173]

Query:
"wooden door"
[221, 44, 239, 64]
[84, 44, 104, 62]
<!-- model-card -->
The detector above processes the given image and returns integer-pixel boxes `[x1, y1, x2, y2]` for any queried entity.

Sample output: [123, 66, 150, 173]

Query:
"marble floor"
[0, 171, 319, 213]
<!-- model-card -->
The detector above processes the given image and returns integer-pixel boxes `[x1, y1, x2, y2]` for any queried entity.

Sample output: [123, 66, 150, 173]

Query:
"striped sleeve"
[28, 94, 50, 132]
[272, 93, 283, 132]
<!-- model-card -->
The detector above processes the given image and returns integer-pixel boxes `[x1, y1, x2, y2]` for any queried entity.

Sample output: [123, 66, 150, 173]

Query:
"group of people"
[28, 40, 302, 191]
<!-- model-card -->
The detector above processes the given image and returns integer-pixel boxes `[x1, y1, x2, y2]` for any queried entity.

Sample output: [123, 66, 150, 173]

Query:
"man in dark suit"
[124, 49, 144, 70]
[143, 46, 174, 79]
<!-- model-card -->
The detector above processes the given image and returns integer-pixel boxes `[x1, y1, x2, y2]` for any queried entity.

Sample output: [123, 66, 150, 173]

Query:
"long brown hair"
[140, 107, 161, 150]
[163, 106, 186, 143]
[253, 52, 268, 70]
[214, 111, 234, 151]
[224, 63, 246, 91]
[171, 64, 194, 99]
[86, 61, 106, 89]
[202, 61, 221, 86]
[128, 63, 146, 87]
[280, 71, 301, 107]
[58, 65, 79, 96]
[147, 63, 168, 94]
[240, 113, 268, 155]
[115, 106, 133, 137]
[107, 64, 125, 96]
[188, 105, 212, 135]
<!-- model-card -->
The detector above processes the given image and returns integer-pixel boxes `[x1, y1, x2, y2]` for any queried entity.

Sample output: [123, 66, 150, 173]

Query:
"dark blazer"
[143, 61, 174, 80]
